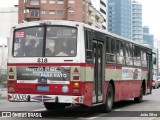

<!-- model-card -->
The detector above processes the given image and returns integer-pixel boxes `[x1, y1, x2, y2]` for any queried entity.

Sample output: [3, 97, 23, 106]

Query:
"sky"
[140, 0, 160, 39]
[0, 0, 160, 38]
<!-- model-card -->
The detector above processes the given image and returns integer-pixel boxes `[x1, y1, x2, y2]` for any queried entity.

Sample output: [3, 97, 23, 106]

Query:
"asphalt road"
[0, 88, 160, 120]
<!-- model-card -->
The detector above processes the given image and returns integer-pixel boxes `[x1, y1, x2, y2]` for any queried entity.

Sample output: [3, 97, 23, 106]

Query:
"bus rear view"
[7, 21, 85, 110]
[8, 20, 153, 112]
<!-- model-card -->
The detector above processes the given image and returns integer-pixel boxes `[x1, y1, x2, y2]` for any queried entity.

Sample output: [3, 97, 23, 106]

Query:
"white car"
[156, 76, 160, 87]
[0, 88, 2, 99]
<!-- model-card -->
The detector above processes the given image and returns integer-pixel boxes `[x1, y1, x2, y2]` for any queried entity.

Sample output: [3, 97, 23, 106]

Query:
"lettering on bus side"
[37, 58, 48, 63]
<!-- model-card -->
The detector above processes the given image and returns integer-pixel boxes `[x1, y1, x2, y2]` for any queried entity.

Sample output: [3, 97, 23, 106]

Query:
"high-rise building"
[132, 0, 143, 44]
[108, 0, 132, 39]
[143, 26, 154, 48]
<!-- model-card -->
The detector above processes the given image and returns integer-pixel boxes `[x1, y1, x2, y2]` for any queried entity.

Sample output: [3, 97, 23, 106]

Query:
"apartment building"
[18, 0, 104, 29]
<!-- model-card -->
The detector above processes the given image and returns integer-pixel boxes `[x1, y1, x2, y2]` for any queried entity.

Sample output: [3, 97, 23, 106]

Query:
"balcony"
[25, 0, 40, 8]
[88, 17, 94, 24]
[25, 13, 40, 20]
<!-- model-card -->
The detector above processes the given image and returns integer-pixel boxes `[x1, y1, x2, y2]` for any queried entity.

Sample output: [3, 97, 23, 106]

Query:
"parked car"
[156, 76, 160, 87]
[152, 78, 159, 89]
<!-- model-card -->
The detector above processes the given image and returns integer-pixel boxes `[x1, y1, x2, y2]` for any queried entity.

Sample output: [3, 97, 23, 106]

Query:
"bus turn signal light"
[8, 81, 15, 86]
[9, 75, 14, 79]
[73, 82, 79, 87]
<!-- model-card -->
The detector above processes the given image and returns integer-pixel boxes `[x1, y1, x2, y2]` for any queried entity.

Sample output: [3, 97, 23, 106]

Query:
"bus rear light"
[9, 75, 14, 79]
[8, 87, 14, 92]
[8, 81, 15, 86]
[73, 76, 79, 80]
[73, 88, 79, 93]
[73, 82, 79, 87]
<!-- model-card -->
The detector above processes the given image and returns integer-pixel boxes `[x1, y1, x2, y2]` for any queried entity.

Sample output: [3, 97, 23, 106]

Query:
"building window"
[30, 9, 40, 16]
[41, 10, 47, 14]
[23, 9, 29, 13]
[68, 9, 75, 14]
[41, 0, 47, 4]
[57, 10, 64, 15]
[69, 0, 75, 4]
[49, 10, 55, 14]
[58, 0, 64, 4]
[23, 0, 28, 3]
[49, 0, 55, 4]
[31, 0, 39, 5]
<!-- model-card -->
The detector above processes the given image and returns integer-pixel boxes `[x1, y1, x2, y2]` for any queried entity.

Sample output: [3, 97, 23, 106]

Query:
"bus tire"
[134, 86, 143, 103]
[43, 102, 66, 111]
[104, 83, 114, 112]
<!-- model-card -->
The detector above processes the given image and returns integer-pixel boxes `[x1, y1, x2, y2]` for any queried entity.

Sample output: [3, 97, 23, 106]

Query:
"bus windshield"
[13, 26, 77, 57]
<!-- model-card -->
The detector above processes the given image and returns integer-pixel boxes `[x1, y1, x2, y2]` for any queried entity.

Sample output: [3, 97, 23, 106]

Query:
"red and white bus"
[7, 20, 154, 112]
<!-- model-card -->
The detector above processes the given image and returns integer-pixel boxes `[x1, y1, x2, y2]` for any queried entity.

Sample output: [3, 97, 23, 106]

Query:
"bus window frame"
[133, 45, 142, 67]
[106, 36, 116, 64]
[12, 25, 44, 57]
[125, 42, 133, 66]
[12, 25, 78, 57]
[85, 29, 93, 62]
[116, 39, 125, 65]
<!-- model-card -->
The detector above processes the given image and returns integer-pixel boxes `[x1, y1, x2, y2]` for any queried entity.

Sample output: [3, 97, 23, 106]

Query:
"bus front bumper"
[8, 93, 84, 104]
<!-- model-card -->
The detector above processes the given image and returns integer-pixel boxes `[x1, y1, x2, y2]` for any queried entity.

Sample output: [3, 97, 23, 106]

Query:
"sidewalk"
[0, 88, 7, 99]
[155, 118, 160, 120]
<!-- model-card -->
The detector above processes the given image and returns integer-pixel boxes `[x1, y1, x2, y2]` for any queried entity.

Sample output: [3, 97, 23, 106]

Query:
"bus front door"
[92, 40, 105, 103]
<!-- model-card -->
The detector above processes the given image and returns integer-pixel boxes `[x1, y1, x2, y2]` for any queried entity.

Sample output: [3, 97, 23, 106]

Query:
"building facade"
[132, 0, 143, 44]
[91, 0, 108, 30]
[154, 38, 160, 75]
[18, 0, 104, 29]
[143, 26, 154, 48]
[108, 0, 132, 39]
[88, 5, 104, 29]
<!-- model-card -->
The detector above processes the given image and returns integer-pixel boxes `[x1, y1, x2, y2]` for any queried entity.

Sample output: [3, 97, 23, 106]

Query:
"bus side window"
[106, 37, 116, 63]
[85, 30, 92, 62]
[133, 45, 141, 66]
[116, 40, 125, 64]
[141, 49, 147, 67]
[125, 43, 133, 65]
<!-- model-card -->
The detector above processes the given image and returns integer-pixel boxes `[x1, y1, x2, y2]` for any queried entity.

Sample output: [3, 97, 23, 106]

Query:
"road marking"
[32, 108, 46, 111]
[113, 109, 121, 111]
[83, 117, 98, 120]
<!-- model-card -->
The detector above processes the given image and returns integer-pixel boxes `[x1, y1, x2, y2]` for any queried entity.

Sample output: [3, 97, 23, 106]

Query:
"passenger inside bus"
[25, 39, 36, 56]
[54, 40, 68, 56]
[45, 39, 55, 56]
[17, 39, 26, 56]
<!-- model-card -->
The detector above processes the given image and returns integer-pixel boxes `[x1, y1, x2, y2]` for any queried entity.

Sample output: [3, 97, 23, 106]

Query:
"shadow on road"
[39, 99, 149, 118]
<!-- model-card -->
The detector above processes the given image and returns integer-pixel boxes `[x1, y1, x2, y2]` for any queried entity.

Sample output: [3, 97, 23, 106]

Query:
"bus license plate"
[37, 86, 49, 91]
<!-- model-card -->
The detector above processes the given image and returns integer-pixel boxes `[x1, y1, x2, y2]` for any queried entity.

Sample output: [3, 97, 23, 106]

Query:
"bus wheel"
[134, 86, 143, 103]
[103, 83, 114, 112]
[44, 102, 66, 110]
